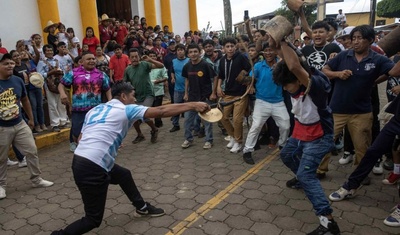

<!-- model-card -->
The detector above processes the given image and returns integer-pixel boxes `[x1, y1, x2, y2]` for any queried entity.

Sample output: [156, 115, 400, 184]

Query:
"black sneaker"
[132, 135, 145, 144]
[316, 172, 326, 180]
[286, 177, 302, 189]
[150, 129, 159, 143]
[307, 219, 340, 235]
[243, 152, 255, 165]
[169, 126, 180, 132]
[384, 158, 394, 171]
[135, 202, 165, 217]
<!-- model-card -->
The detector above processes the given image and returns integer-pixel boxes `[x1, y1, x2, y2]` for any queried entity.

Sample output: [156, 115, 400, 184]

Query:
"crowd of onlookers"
[2, 9, 400, 234]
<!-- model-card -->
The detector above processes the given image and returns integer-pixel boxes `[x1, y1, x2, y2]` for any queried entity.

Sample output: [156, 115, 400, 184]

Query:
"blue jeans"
[280, 134, 335, 216]
[28, 88, 45, 126]
[171, 91, 184, 127]
[184, 110, 213, 143]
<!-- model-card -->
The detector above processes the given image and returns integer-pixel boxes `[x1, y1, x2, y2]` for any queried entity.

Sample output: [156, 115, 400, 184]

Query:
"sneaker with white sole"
[18, 157, 27, 168]
[7, 158, 18, 166]
[203, 142, 212, 149]
[339, 151, 353, 165]
[329, 187, 356, 202]
[32, 178, 54, 188]
[181, 140, 193, 149]
[384, 206, 400, 227]
[70, 142, 77, 152]
[135, 202, 165, 217]
[230, 143, 242, 153]
[226, 138, 235, 148]
[382, 172, 400, 185]
[373, 161, 383, 175]
[224, 135, 232, 141]
[0, 186, 6, 199]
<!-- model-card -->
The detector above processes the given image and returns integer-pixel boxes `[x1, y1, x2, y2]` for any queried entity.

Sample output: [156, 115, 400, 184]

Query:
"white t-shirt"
[74, 99, 148, 171]
[58, 32, 69, 47]
[69, 37, 80, 58]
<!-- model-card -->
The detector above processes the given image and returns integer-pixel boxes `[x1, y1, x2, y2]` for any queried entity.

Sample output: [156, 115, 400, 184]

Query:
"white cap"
[300, 32, 310, 41]
[336, 26, 355, 39]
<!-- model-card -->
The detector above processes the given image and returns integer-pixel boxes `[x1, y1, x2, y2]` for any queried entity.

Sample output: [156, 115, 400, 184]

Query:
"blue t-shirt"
[0, 76, 26, 127]
[252, 60, 283, 103]
[328, 49, 394, 114]
[171, 57, 189, 92]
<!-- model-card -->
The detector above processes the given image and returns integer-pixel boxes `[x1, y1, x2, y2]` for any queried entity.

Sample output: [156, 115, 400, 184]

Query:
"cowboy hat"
[198, 108, 223, 123]
[43, 20, 59, 33]
[100, 14, 114, 22]
[29, 72, 45, 88]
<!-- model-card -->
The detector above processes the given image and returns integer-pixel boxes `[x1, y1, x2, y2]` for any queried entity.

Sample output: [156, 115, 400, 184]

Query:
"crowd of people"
[1, 8, 400, 235]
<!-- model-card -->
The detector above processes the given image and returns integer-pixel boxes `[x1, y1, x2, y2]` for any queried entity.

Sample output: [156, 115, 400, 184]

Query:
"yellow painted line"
[166, 149, 280, 235]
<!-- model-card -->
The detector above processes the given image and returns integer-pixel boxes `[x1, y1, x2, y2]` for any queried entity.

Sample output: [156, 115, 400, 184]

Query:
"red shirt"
[109, 54, 130, 81]
[82, 37, 100, 55]
[151, 46, 167, 62]
[114, 26, 128, 46]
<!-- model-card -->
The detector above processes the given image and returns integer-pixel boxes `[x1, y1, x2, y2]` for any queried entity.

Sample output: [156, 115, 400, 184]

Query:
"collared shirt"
[328, 49, 394, 114]
[252, 59, 283, 103]
[61, 66, 111, 111]
[37, 57, 58, 78]
[109, 54, 130, 82]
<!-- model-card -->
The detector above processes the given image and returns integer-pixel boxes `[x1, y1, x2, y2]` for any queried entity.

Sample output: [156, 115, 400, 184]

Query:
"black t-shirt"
[47, 34, 58, 54]
[301, 43, 342, 70]
[182, 59, 215, 102]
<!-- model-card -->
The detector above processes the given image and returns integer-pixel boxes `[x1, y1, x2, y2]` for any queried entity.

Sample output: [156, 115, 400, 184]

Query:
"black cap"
[0, 53, 11, 62]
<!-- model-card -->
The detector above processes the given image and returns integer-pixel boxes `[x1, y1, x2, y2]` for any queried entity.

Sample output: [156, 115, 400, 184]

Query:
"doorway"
[96, 0, 132, 21]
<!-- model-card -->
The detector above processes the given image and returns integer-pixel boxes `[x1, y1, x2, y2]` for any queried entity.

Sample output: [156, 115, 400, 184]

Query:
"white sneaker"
[230, 143, 242, 153]
[18, 157, 27, 168]
[181, 140, 193, 149]
[227, 138, 236, 149]
[7, 158, 18, 166]
[203, 142, 212, 149]
[329, 187, 356, 201]
[32, 178, 54, 188]
[70, 142, 77, 152]
[373, 161, 384, 175]
[339, 151, 353, 165]
[0, 186, 6, 199]
[224, 135, 232, 141]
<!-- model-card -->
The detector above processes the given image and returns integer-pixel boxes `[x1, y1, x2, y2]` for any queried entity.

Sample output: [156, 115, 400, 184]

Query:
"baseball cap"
[300, 32, 310, 41]
[336, 26, 355, 39]
[0, 53, 12, 62]
[168, 40, 176, 46]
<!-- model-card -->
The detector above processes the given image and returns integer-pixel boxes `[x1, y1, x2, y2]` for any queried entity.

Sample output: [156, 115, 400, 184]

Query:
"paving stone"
[273, 216, 303, 231]
[250, 222, 282, 235]
[182, 227, 207, 235]
[144, 227, 170, 235]
[228, 229, 255, 235]
[2, 218, 26, 230]
[202, 221, 231, 235]
[97, 225, 126, 235]
[287, 199, 313, 211]
[105, 214, 132, 227]
[342, 211, 374, 226]
[223, 204, 251, 216]
[27, 213, 52, 225]
[39, 218, 66, 231]
[14, 207, 38, 219]
[124, 220, 151, 234]
[225, 215, 254, 230]
[268, 204, 295, 217]
[204, 209, 229, 222]
[14, 224, 41, 235]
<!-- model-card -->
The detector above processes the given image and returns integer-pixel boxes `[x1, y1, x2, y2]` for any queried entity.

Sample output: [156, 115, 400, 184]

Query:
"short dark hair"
[112, 81, 135, 98]
[128, 48, 140, 56]
[256, 30, 267, 36]
[350, 25, 375, 44]
[57, 41, 66, 48]
[311, 21, 330, 32]
[203, 39, 215, 47]
[323, 17, 338, 31]
[222, 37, 237, 46]
[238, 35, 250, 43]
[187, 43, 200, 52]
[114, 44, 122, 50]
[74, 55, 81, 64]
[248, 43, 256, 49]
[43, 44, 53, 51]
[147, 50, 157, 56]
[81, 51, 93, 57]
[176, 44, 186, 51]
[272, 61, 298, 86]
[262, 42, 270, 51]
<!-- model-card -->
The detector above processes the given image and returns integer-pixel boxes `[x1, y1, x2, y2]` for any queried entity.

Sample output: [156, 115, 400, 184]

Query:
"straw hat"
[100, 14, 114, 22]
[198, 108, 223, 123]
[43, 20, 59, 33]
[29, 72, 44, 88]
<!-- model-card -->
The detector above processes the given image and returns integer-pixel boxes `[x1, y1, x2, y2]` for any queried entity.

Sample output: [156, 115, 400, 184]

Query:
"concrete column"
[79, 0, 99, 39]
[188, 0, 198, 31]
[144, 0, 157, 27]
[37, 0, 60, 43]
[161, 0, 173, 31]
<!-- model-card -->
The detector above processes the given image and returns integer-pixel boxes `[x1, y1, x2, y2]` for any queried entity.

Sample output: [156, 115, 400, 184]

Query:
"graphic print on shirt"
[0, 88, 19, 121]
[307, 50, 328, 70]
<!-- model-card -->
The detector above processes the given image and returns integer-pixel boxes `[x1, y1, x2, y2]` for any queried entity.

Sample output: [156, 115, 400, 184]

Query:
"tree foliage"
[377, 0, 400, 18]
[275, 0, 317, 25]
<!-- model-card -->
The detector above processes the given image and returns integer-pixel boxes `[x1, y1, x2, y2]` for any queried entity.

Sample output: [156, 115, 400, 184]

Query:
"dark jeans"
[343, 117, 400, 190]
[153, 95, 164, 126]
[28, 88, 45, 126]
[52, 155, 145, 235]
[71, 111, 88, 139]
[280, 134, 335, 216]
